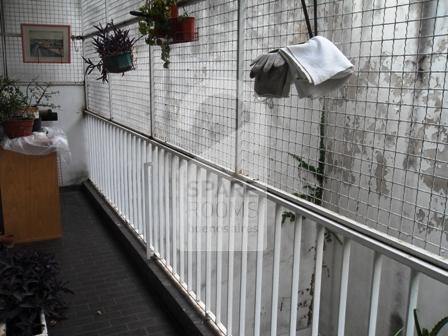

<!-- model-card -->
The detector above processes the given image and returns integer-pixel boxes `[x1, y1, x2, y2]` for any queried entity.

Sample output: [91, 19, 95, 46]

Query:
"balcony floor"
[28, 189, 183, 336]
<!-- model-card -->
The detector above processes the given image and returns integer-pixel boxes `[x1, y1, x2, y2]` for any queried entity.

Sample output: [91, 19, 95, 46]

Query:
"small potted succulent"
[0, 247, 73, 336]
[131, 0, 196, 68]
[83, 22, 137, 82]
[0, 77, 35, 139]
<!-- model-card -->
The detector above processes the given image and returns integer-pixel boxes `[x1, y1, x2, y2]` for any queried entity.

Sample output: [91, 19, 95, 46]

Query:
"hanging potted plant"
[131, 0, 196, 68]
[0, 77, 35, 139]
[0, 247, 73, 336]
[82, 22, 137, 82]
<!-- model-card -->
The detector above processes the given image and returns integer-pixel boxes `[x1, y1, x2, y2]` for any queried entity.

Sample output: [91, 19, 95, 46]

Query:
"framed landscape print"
[21, 24, 71, 63]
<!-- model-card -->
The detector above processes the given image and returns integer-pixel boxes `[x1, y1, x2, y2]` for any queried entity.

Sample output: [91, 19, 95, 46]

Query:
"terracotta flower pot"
[170, 17, 196, 43]
[169, 4, 178, 18]
[3, 119, 34, 139]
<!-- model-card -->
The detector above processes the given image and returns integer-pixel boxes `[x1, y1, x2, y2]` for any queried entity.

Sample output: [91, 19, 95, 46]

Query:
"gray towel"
[250, 50, 291, 98]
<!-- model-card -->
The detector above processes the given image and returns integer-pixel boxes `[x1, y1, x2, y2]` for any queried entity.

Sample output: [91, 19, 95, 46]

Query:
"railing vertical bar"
[187, 162, 195, 290]
[103, 122, 107, 194]
[165, 151, 171, 264]
[107, 124, 112, 201]
[90, 117, 94, 181]
[254, 196, 266, 336]
[116, 129, 122, 217]
[368, 252, 383, 336]
[289, 215, 303, 336]
[109, 125, 115, 205]
[271, 205, 283, 336]
[239, 188, 250, 336]
[153, 145, 160, 253]
[86, 117, 91, 177]
[215, 177, 224, 324]
[97, 119, 101, 187]
[113, 127, 119, 209]
[132, 136, 138, 230]
[405, 270, 420, 336]
[87, 117, 92, 180]
[179, 159, 187, 282]
[136, 138, 143, 234]
[311, 226, 325, 336]
[128, 134, 134, 224]
[124, 131, 130, 222]
[172, 155, 179, 274]
[141, 141, 148, 241]
[226, 182, 237, 335]
[206, 170, 212, 310]
[102, 121, 107, 193]
[109, 125, 114, 204]
[127, 133, 132, 222]
[197, 168, 205, 301]
[337, 238, 352, 336]
[91, 117, 95, 181]
[158, 148, 166, 257]
[121, 130, 126, 218]
[92, 117, 96, 183]
[98, 120, 104, 192]
[128, 135, 134, 226]
[139, 138, 145, 235]
[146, 142, 154, 250]
[144, 161, 152, 258]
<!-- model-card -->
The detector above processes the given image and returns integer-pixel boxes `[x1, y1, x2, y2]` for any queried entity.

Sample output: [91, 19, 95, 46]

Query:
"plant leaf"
[430, 316, 448, 336]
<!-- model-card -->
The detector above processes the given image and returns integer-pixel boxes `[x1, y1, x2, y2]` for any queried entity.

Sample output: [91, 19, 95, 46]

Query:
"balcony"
[0, 0, 448, 336]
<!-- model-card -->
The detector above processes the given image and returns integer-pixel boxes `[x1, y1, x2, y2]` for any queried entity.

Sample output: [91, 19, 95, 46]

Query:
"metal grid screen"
[239, 0, 448, 256]
[3, 0, 83, 82]
[152, 1, 238, 170]
[82, 0, 448, 257]
[109, 23, 151, 134]
[84, 37, 111, 117]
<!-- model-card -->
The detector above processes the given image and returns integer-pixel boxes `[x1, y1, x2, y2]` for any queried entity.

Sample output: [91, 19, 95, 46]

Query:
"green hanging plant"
[414, 309, 448, 336]
[131, 0, 178, 69]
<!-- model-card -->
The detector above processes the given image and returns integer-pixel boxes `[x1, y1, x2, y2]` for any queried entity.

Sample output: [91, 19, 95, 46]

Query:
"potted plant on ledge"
[131, 0, 196, 68]
[0, 77, 35, 139]
[83, 22, 137, 82]
[0, 247, 73, 336]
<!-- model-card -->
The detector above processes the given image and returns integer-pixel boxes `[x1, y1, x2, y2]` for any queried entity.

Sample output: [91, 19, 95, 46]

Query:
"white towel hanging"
[279, 36, 354, 98]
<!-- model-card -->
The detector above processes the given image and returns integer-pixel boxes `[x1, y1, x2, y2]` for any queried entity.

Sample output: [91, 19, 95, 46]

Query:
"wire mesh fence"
[2, 0, 83, 82]
[151, 0, 238, 170]
[81, 0, 448, 257]
[109, 23, 151, 134]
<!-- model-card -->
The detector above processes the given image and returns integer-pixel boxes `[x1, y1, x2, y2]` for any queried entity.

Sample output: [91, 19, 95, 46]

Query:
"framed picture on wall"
[21, 24, 71, 63]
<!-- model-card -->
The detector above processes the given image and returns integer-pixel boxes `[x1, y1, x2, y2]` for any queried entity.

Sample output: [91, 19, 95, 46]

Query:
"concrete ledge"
[82, 181, 218, 336]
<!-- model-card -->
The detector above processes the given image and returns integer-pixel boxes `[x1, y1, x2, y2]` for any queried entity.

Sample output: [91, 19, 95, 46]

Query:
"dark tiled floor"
[28, 190, 183, 336]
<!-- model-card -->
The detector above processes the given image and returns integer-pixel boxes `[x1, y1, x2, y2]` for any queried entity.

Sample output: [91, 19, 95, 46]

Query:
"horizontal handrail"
[85, 110, 448, 283]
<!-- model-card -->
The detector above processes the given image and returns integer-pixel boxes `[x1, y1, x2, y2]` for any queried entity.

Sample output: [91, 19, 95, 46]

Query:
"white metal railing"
[85, 113, 448, 336]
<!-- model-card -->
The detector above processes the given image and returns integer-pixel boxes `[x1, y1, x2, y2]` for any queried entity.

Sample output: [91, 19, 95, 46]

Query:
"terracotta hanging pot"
[170, 16, 196, 43]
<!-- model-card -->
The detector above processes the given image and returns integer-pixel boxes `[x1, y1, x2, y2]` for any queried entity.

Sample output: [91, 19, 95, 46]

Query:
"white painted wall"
[1, 0, 87, 186]
[44, 86, 88, 186]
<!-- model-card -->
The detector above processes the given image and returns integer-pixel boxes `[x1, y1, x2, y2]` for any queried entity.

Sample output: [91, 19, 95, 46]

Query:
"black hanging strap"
[300, 0, 318, 39]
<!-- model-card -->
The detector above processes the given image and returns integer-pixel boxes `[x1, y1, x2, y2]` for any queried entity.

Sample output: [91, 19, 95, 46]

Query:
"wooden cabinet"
[0, 148, 61, 243]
